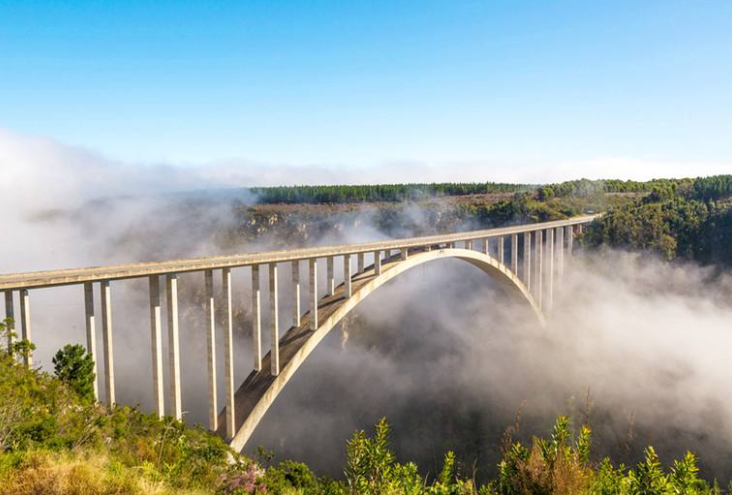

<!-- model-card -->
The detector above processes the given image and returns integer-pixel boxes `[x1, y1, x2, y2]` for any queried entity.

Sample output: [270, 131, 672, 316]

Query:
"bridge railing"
[0, 214, 597, 440]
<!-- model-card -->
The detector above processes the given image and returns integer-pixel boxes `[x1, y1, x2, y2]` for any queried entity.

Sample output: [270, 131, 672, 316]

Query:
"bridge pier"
[292, 261, 301, 327]
[547, 229, 555, 313]
[483, 238, 490, 255]
[166, 274, 182, 420]
[83, 283, 99, 400]
[100, 280, 115, 406]
[19, 289, 32, 367]
[251, 265, 262, 371]
[357, 253, 365, 273]
[344, 255, 352, 298]
[511, 234, 518, 273]
[523, 232, 532, 291]
[374, 251, 382, 275]
[498, 236, 505, 264]
[466, 240, 473, 250]
[326, 257, 335, 295]
[535, 231, 543, 309]
[309, 258, 318, 330]
[4, 291, 14, 355]
[149, 276, 164, 418]
[222, 268, 235, 439]
[269, 264, 280, 376]
[204, 270, 218, 431]
[556, 227, 565, 278]
[567, 225, 574, 254]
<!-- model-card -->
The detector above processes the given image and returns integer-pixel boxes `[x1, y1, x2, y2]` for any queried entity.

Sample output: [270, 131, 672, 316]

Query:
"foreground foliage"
[1, 330, 727, 494]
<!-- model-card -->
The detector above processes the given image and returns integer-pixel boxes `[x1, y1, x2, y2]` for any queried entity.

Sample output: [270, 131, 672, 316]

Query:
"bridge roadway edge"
[219, 247, 544, 452]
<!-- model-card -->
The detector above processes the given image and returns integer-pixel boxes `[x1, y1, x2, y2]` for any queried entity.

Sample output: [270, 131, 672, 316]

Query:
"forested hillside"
[584, 175, 732, 265]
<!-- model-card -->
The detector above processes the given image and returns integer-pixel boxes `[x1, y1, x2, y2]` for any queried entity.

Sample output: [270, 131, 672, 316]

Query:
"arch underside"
[218, 247, 544, 452]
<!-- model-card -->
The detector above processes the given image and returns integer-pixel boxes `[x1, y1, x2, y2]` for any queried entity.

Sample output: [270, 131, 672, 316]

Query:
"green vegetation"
[249, 182, 536, 204]
[584, 176, 732, 265]
[52, 344, 96, 403]
[1, 317, 728, 494]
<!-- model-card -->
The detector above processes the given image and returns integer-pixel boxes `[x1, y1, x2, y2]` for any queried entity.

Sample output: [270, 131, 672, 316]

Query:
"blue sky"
[0, 0, 730, 179]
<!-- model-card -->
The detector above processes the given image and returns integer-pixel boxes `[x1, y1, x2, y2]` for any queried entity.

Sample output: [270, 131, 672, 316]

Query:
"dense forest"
[583, 175, 732, 265]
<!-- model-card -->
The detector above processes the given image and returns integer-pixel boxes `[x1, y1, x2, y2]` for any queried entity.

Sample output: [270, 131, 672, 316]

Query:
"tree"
[52, 344, 96, 402]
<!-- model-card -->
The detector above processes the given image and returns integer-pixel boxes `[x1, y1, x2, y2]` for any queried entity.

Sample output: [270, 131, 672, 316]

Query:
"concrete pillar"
[523, 232, 532, 291]
[4, 291, 13, 354]
[222, 268, 235, 439]
[204, 270, 218, 431]
[557, 227, 564, 276]
[466, 240, 473, 250]
[536, 231, 543, 309]
[483, 238, 490, 255]
[309, 258, 318, 330]
[83, 283, 98, 401]
[547, 229, 555, 312]
[566, 225, 574, 255]
[165, 274, 182, 420]
[343, 255, 352, 298]
[357, 253, 365, 273]
[251, 265, 262, 371]
[326, 256, 335, 296]
[269, 264, 280, 377]
[19, 289, 32, 367]
[292, 261, 301, 327]
[498, 237, 505, 264]
[100, 280, 115, 406]
[449, 242, 456, 249]
[401, 248, 408, 261]
[374, 251, 382, 275]
[148, 276, 164, 418]
[510, 234, 519, 274]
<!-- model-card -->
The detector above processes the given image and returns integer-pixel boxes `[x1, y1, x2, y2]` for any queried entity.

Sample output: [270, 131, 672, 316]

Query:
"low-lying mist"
[2, 129, 731, 484]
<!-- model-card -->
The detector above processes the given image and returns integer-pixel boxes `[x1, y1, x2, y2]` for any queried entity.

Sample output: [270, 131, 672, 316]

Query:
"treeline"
[584, 175, 732, 264]
[249, 177, 732, 205]
[249, 182, 536, 204]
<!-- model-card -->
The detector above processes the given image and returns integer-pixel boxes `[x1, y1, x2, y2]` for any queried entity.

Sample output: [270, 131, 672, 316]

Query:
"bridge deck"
[0, 215, 599, 290]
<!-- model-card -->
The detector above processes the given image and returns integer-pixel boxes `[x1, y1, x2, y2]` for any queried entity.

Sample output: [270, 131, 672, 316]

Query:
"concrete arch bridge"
[0, 215, 596, 451]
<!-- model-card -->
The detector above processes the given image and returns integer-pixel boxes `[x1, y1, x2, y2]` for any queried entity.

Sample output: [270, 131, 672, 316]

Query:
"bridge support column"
[83, 283, 99, 401]
[511, 234, 518, 274]
[466, 240, 473, 250]
[326, 257, 335, 296]
[535, 231, 543, 309]
[498, 237, 505, 264]
[4, 291, 14, 355]
[357, 253, 365, 273]
[100, 280, 115, 406]
[547, 229, 554, 313]
[374, 251, 382, 275]
[149, 276, 164, 418]
[566, 225, 574, 254]
[204, 270, 218, 431]
[166, 274, 182, 420]
[269, 264, 280, 376]
[343, 255, 352, 298]
[292, 261, 301, 327]
[523, 232, 531, 291]
[251, 266, 262, 371]
[19, 289, 32, 367]
[309, 259, 318, 330]
[556, 227, 565, 278]
[401, 248, 408, 261]
[222, 268, 235, 439]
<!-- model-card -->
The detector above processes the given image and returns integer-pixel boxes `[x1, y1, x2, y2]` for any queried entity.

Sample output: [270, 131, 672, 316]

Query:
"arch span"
[222, 248, 544, 451]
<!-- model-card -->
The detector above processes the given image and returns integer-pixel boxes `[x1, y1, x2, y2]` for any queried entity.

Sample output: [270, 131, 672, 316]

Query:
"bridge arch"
[226, 247, 544, 452]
